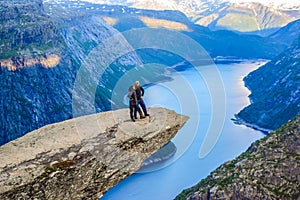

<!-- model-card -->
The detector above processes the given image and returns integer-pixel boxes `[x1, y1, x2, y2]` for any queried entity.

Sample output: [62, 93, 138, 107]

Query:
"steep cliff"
[175, 114, 300, 200]
[0, 107, 188, 199]
[0, 0, 63, 63]
[0, 0, 167, 145]
[0, 0, 74, 145]
[236, 36, 300, 130]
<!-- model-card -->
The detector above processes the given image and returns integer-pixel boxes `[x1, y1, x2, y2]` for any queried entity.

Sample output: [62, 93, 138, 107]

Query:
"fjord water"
[101, 62, 266, 200]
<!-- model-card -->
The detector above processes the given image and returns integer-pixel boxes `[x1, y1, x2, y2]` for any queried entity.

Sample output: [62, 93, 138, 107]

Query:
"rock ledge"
[0, 107, 188, 199]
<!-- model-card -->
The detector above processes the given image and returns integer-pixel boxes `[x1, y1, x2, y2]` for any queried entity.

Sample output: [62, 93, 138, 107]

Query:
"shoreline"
[213, 57, 269, 64]
[231, 116, 272, 134]
[231, 59, 272, 135]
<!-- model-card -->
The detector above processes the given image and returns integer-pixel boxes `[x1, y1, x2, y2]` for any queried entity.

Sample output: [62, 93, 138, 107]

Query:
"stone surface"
[0, 107, 188, 199]
[176, 114, 300, 200]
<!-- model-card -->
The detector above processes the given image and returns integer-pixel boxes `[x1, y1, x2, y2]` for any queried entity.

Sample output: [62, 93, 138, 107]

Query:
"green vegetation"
[45, 160, 75, 174]
[35, 42, 54, 52]
[72, 30, 97, 54]
[216, 175, 234, 187]
[218, 13, 259, 32]
[82, 40, 97, 54]
[0, 49, 18, 59]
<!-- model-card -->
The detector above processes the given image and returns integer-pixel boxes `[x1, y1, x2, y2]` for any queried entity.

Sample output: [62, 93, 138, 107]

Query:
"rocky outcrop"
[0, 107, 188, 199]
[175, 114, 300, 200]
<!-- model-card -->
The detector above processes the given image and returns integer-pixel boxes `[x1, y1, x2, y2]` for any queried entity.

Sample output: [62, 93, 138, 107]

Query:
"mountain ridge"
[176, 114, 300, 199]
[236, 35, 300, 130]
[80, 0, 300, 35]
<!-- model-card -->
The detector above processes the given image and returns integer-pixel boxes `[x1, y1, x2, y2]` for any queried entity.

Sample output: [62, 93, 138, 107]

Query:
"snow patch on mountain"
[77, 0, 300, 11]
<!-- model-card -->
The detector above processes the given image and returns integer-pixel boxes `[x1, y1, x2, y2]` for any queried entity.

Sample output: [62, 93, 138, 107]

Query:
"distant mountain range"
[52, 0, 288, 60]
[80, 0, 300, 36]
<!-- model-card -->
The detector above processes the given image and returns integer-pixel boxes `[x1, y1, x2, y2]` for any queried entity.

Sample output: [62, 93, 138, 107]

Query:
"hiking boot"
[145, 114, 150, 117]
[140, 116, 146, 119]
[131, 118, 135, 122]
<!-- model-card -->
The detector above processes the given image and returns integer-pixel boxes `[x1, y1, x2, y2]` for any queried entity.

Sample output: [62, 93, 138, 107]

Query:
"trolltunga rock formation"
[0, 107, 188, 199]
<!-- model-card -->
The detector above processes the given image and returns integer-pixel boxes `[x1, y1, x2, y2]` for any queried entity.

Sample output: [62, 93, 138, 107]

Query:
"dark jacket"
[128, 85, 138, 106]
[135, 86, 145, 100]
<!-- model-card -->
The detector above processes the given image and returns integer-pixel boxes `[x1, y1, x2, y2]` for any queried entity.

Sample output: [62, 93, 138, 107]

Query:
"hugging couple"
[127, 81, 150, 122]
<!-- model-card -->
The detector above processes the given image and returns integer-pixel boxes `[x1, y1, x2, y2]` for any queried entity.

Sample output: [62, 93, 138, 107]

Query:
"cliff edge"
[0, 107, 188, 199]
[176, 114, 300, 200]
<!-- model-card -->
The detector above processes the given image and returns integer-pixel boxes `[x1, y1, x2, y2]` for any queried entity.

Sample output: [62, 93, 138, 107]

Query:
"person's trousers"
[130, 105, 142, 119]
[135, 99, 148, 116]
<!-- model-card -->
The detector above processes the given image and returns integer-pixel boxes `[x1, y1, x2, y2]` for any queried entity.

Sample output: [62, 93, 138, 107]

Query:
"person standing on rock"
[134, 81, 150, 117]
[128, 85, 144, 122]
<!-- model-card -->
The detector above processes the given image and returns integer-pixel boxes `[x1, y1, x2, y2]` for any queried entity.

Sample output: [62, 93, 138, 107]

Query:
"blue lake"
[101, 62, 266, 200]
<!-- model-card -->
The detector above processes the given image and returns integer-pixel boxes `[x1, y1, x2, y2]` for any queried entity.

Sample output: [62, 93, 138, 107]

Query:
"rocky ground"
[176, 114, 300, 200]
[0, 107, 188, 199]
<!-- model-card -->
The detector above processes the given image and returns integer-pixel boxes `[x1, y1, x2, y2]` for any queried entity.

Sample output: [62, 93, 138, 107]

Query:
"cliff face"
[0, 107, 188, 199]
[0, 0, 62, 62]
[175, 114, 300, 200]
[0, 0, 156, 145]
[236, 36, 300, 130]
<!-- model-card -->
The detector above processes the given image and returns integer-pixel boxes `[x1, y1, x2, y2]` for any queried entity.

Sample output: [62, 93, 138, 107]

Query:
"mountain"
[81, 0, 300, 36]
[235, 35, 300, 130]
[0, 0, 291, 145]
[269, 19, 300, 46]
[0, 0, 167, 145]
[175, 114, 300, 199]
[196, 2, 296, 36]
[61, 1, 286, 60]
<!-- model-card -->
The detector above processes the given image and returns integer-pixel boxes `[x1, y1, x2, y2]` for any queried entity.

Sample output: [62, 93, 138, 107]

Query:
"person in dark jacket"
[134, 81, 150, 117]
[128, 85, 144, 122]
